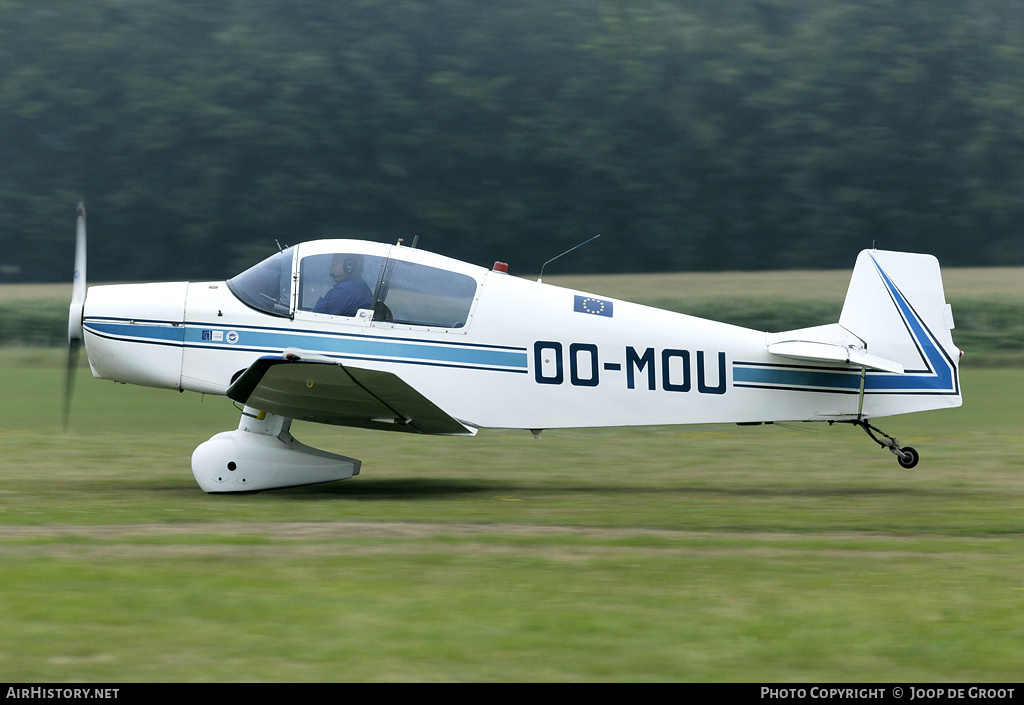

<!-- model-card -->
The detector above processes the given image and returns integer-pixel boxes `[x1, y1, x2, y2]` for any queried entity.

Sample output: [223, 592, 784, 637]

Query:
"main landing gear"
[191, 406, 361, 493]
[844, 419, 920, 469]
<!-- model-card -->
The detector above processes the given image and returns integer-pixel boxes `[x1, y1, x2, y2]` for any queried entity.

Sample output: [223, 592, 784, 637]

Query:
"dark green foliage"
[1, 1, 1023, 283]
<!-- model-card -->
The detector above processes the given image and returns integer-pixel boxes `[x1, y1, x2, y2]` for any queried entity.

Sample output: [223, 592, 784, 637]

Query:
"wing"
[227, 352, 476, 436]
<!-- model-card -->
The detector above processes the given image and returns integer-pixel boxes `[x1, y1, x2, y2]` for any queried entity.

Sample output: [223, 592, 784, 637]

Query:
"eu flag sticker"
[574, 295, 613, 318]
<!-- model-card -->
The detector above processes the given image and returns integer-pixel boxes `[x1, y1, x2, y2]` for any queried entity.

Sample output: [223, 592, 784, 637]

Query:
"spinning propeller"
[64, 199, 87, 429]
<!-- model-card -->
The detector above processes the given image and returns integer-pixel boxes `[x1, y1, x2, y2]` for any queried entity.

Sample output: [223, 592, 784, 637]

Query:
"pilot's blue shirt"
[312, 278, 373, 316]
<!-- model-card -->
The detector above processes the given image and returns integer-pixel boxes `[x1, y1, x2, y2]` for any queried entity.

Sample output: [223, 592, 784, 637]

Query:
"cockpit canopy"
[226, 241, 479, 330]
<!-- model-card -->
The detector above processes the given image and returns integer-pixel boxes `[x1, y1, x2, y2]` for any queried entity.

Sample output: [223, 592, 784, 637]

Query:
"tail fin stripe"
[863, 255, 958, 395]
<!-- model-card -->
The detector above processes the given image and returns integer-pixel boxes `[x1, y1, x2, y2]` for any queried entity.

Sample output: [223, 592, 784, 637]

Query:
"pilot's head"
[330, 254, 362, 281]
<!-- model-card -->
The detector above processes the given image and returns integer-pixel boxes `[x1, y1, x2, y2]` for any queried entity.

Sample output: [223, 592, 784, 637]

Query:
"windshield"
[226, 247, 295, 317]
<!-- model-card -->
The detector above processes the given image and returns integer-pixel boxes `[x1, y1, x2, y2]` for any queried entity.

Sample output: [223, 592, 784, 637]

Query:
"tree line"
[1, 0, 1022, 283]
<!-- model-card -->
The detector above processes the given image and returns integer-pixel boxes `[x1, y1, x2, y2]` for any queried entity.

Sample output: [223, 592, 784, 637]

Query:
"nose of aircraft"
[82, 282, 189, 390]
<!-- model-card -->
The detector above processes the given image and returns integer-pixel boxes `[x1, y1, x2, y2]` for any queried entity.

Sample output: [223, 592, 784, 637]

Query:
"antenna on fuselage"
[537, 234, 601, 283]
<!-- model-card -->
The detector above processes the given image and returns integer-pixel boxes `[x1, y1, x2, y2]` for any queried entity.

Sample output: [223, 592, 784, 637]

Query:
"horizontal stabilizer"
[766, 324, 905, 373]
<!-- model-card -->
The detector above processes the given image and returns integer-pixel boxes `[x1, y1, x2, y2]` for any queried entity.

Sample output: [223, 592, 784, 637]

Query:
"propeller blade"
[64, 199, 87, 430]
[68, 199, 86, 342]
[63, 338, 82, 430]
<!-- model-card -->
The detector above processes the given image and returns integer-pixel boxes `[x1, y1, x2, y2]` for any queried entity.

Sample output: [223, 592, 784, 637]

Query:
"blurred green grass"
[0, 346, 1022, 681]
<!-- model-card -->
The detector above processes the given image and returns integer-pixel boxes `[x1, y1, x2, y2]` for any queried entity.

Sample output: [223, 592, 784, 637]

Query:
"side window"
[377, 260, 477, 328]
[298, 253, 385, 317]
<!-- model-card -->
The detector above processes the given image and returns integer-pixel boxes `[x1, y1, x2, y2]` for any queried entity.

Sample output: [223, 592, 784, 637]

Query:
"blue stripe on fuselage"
[84, 319, 528, 372]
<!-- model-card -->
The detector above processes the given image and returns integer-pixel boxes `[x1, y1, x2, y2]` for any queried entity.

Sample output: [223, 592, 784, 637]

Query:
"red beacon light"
[492, 261, 509, 273]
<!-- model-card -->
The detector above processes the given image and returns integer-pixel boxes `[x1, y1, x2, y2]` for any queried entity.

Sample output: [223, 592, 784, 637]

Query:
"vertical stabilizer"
[838, 250, 961, 417]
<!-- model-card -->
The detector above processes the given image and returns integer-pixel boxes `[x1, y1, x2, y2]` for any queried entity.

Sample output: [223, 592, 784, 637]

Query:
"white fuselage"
[82, 240, 960, 433]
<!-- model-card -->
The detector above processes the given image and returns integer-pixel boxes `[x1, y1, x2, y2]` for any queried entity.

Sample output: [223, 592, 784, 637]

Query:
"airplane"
[66, 201, 962, 493]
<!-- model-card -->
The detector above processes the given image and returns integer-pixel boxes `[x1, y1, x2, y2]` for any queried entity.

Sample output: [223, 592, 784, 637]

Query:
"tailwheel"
[849, 419, 922, 469]
[896, 446, 919, 469]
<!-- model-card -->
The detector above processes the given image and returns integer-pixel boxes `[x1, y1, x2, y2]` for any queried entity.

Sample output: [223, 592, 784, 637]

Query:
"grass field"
[2, 371, 1023, 682]
[1, 268, 1022, 682]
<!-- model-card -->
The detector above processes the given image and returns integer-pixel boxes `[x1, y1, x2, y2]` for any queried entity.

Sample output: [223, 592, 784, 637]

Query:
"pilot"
[312, 254, 374, 316]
